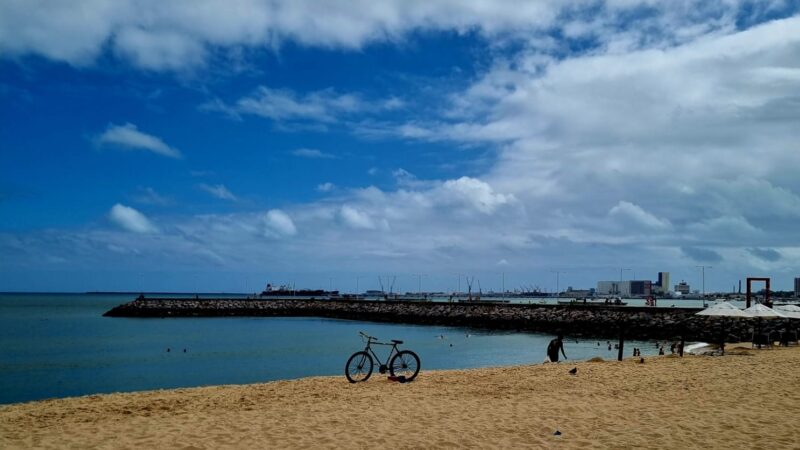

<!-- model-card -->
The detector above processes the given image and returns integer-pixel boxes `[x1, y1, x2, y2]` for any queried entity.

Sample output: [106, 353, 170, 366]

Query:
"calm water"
[0, 293, 666, 405]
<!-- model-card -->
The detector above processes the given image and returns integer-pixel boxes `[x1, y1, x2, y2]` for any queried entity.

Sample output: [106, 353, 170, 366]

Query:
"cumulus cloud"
[0, 0, 580, 70]
[95, 123, 181, 158]
[109, 203, 157, 233]
[292, 148, 336, 159]
[434, 177, 515, 215]
[263, 209, 297, 237]
[609, 201, 671, 229]
[199, 184, 237, 201]
[339, 205, 376, 230]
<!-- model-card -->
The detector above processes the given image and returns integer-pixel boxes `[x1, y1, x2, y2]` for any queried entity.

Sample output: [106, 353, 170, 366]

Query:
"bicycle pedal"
[379, 365, 388, 374]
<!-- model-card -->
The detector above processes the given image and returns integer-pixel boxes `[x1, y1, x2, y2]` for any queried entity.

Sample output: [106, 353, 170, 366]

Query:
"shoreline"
[3, 345, 799, 448]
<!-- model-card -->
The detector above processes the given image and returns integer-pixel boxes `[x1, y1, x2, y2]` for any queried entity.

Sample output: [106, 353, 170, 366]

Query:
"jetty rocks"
[104, 298, 794, 342]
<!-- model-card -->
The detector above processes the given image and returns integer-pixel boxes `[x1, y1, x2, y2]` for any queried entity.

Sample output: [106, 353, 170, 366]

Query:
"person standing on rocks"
[547, 334, 567, 363]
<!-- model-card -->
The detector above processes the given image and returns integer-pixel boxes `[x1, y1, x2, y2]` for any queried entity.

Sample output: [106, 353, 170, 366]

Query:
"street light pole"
[696, 266, 712, 307]
[414, 274, 426, 296]
[551, 270, 564, 298]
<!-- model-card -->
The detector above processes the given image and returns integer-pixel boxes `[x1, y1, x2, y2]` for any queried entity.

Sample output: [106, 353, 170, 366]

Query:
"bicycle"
[345, 332, 421, 383]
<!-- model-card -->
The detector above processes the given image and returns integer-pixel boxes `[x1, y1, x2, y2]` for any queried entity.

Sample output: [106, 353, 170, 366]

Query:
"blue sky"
[2, 1, 800, 293]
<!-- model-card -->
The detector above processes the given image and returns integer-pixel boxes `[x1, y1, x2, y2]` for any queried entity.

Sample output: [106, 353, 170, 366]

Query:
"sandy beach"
[2, 345, 799, 449]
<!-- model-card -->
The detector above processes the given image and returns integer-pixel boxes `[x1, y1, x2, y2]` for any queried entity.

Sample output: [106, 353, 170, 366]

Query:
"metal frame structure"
[746, 277, 770, 308]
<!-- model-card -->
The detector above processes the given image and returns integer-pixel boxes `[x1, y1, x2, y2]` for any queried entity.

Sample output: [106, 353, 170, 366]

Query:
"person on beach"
[547, 334, 567, 363]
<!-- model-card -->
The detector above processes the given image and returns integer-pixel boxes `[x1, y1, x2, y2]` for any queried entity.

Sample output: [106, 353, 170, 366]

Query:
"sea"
[2, 293, 675, 405]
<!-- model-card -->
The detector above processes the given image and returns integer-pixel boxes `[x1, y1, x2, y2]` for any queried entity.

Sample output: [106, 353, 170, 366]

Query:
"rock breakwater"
[104, 297, 795, 342]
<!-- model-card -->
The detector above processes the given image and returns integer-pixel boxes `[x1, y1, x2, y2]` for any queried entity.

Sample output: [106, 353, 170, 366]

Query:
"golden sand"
[2, 345, 799, 449]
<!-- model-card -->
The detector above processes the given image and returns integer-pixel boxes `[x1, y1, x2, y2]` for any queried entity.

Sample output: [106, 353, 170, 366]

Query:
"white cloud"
[339, 205, 376, 230]
[292, 148, 336, 159]
[0, 1, 567, 70]
[435, 177, 515, 215]
[205, 86, 405, 125]
[132, 186, 172, 206]
[229, 87, 364, 123]
[199, 184, 237, 201]
[263, 209, 297, 237]
[95, 123, 182, 158]
[109, 203, 158, 233]
[609, 201, 671, 229]
[317, 182, 336, 192]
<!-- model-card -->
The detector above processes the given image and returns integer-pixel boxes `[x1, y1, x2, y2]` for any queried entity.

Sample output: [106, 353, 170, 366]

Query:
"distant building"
[597, 281, 621, 295]
[597, 280, 651, 297]
[629, 280, 652, 296]
[795, 277, 800, 297]
[675, 281, 690, 295]
[653, 272, 670, 295]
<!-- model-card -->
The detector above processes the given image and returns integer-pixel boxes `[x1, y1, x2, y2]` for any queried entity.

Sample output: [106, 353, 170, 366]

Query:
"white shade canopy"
[743, 303, 786, 319]
[774, 305, 800, 319]
[696, 302, 747, 318]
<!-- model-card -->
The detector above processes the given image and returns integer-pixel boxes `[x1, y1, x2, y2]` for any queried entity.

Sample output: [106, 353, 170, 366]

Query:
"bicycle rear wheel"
[389, 350, 420, 381]
[345, 351, 373, 383]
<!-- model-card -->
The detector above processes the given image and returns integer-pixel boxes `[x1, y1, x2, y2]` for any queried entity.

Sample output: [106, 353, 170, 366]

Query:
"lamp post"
[696, 266, 712, 307]
[551, 270, 564, 298]
[414, 274, 427, 296]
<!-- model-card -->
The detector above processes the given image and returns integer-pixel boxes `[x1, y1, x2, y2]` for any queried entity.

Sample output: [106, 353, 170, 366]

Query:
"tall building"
[675, 281, 690, 295]
[795, 277, 800, 297]
[653, 272, 670, 294]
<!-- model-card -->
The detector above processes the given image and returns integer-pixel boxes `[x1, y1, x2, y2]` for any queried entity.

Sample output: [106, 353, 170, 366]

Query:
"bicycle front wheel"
[345, 351, 373, 383]
[389, 350, 420, 381]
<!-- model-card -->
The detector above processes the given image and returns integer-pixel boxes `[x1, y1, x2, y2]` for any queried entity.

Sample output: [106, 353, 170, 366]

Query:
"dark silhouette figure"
[547, 334, 567, 362]
[568, 367, 577, 375]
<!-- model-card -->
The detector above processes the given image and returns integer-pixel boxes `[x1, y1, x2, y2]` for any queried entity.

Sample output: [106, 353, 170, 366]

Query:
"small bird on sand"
[553, 430, 562, 436]
[568, 367, 577, 375]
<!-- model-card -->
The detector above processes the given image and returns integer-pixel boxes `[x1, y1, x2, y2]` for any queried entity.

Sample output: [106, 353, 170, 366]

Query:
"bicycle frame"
[361, 337, 400, 367]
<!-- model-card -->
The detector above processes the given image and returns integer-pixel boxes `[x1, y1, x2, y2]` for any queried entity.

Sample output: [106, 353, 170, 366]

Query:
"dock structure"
[104, 297, 791, 342]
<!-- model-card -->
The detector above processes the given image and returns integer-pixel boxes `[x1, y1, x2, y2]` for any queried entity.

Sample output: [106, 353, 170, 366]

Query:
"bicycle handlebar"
[359, 331, 376, 340]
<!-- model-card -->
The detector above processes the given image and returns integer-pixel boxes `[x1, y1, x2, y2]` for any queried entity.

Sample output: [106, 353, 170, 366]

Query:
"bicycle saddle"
[391, 339, 403, 344]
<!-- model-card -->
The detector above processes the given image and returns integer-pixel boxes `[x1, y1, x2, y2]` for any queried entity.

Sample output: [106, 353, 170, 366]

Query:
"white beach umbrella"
[695, 302, 747, 354]
[744, 303, 787, 348]
[774, 305, 800, 319]
[743, 303, 786, 319]
[696, 302, 747, 318]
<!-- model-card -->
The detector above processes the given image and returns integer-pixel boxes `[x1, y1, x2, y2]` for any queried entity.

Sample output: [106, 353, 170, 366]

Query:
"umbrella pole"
[720, 318, 725, 356]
